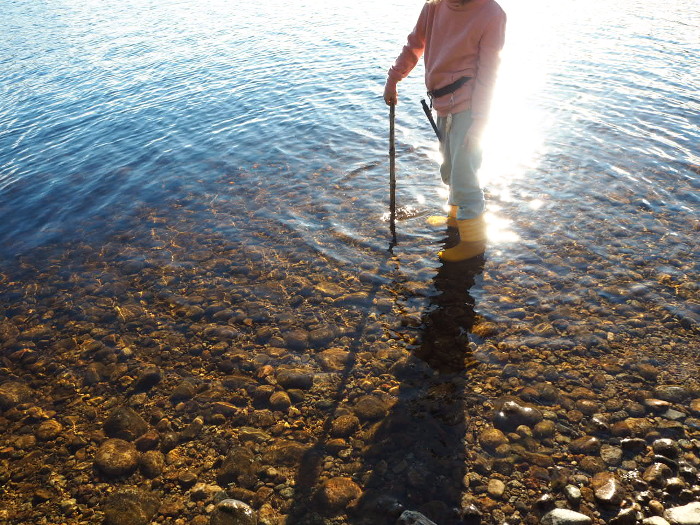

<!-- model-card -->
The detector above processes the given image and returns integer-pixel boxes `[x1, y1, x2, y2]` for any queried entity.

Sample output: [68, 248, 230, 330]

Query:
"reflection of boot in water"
[416, 256, 485, 372]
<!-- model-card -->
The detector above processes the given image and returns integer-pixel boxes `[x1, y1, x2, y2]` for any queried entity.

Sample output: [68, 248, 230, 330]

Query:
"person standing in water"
[384, 0, 506, 262]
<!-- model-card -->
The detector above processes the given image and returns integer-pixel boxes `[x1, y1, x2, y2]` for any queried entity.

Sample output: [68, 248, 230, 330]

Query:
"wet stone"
[104, 407, 149, 441]
[318, 477, 362, 512]
[0, 381, 32, 410]
[95, 439, 139, 477]
[282, 329, 309, 351]
[643, 518, 671, 525]
[263, 440, 308, 466]
[316, 348, 351, 372]
[210, 499, 257, 525]
[139, 450, 165, 478]
[611, 417, 653, 437]
[643, 463, 673, 488]
[331, 415, 360, 438]
[102, 489, 160, 525]
[308, 325, 338, 347]
[35, 419, 63, 441]
[493, 399, 543, 431]
[276, 369, 314, 390]
[570, 435, 601, 455]
[646, 399, 673, 412]
[397, 510, 438, 525]
[353, 395, 389, 421]
[269, 391, 291, 411]
[217, 447, 257, 487]
[664, 502, 700, 525]
[654, 386, 691, 403]
[564, 485, 582, 505]
[479, 427, 509, 451]
[690, 399, 700, 416]
[591, 471, 626, 506]
[600, 444, 623, 466]
[653, 438, 681, 459]
[541, 509, 593, 525]
[487, 478, 506, 499]
[170, 380, 197, 401]
[134, 366, 162, 391]
[533, 420, 556, 439]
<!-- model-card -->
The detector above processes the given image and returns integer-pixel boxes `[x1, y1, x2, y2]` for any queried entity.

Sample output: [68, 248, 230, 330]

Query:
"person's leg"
[445, 110, 484, 220]
[439, 110, 487, 262]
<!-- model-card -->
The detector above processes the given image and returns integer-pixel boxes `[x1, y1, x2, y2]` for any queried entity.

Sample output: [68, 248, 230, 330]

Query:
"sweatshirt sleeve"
[387, 4, 429, 86]
[468, 9, 506, 138]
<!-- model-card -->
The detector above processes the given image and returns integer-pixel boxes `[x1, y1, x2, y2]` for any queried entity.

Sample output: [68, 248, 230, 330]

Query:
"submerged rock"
[210, 499, 257, 525]
[102, 489, 160, 525]
[540, 509, 592, 525]
[664, 502, 700, 525]
[317, 477, 362, 512]
[397, 510, 438, 525]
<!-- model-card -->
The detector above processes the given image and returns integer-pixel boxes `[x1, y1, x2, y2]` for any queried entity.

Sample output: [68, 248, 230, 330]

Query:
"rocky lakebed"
[0, 200, 698, 525]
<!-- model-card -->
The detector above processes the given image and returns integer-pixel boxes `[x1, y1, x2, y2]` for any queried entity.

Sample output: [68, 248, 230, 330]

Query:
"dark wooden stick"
[389, 103, 397, 248]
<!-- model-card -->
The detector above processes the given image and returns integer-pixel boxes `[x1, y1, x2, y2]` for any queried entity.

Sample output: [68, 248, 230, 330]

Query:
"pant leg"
[437, 111, 484, 220]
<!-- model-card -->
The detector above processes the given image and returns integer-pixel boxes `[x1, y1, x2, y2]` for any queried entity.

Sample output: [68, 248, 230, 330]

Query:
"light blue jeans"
[437, 110, 484, 220]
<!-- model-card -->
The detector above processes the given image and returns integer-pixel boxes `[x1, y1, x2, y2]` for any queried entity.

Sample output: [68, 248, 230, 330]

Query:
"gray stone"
[600, 444, 623, 466]
[541, 509, 593, 525]
[642, 518, 671, 525]
[564, 485, 582, 505]
[654, 386, 691, 403]
[664, 503, 700, 525]
[397, 510, 438, 525]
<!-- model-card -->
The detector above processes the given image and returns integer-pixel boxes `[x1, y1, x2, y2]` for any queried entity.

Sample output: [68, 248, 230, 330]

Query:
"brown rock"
[610, 418, 653, 437]
[139, 450, 165, 478]
[331, 415, 360, 438]
[643, 463, 672, 488]
[35, 420, 63, 441]
[104, 407, 149, 441]
[103, 489, 159, 525]
[95, 439, 139, 477]
[318, 477, 362, 512]
[689, 398, 700, 416]
[591, 472, 626, 506]
[479, 427, 509, 450]
[353, 396, 389, 421]
[570, 436, 601, 455]
[269, 391, 291, 411]
[316, 348, 351, 372]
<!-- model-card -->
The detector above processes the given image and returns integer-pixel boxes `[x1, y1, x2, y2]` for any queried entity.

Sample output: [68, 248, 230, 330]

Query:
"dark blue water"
[1, 0, 698, 324]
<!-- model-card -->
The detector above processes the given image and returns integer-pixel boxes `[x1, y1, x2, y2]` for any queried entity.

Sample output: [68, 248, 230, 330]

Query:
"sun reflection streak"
[479, 0, 553, 188]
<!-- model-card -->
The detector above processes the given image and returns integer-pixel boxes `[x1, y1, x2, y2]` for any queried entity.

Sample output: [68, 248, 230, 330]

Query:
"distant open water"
[1, 0, 698, 323]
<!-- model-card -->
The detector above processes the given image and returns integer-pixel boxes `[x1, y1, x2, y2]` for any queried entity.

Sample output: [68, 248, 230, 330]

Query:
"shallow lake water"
[0, 0, 699, 524]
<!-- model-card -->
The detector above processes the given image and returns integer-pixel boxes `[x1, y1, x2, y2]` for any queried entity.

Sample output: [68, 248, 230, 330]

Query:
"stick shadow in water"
[354, 253, 486, 524]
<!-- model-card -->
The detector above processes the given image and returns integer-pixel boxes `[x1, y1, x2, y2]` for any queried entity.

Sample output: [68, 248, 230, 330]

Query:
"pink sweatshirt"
[387, 0, 506, 138]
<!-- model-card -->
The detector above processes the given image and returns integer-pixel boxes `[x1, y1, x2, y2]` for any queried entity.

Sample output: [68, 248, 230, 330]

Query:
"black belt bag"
[427, 76, 472, 107]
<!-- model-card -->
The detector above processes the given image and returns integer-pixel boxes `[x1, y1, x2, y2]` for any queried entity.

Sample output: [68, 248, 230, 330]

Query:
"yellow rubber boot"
[426, 205, 458, 228]
[438, 214, 486, 262]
